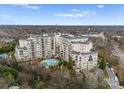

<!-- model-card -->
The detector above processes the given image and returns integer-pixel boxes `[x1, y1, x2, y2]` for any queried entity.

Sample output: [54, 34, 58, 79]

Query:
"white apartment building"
[72, 51, 98, 70]
[15, 46, 30, 61]
[15, 33, 98, 71]
[71, 37, 93, 53]
[15, 33, 56, 62]
[59, 35, 98, 71]
[59, 36, 72, 61]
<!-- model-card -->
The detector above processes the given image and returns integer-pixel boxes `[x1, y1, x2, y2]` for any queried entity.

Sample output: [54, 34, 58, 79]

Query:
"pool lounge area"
[40, 59, 59, 68]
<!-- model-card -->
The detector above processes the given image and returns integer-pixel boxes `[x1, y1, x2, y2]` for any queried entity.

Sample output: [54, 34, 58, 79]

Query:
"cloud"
[13, 4, 40, 10]
[72, 9, 79, 12]
[54, 13, 89, 18]
[97, 5, 104, 8]
[72, 9, 92, 13]
[82, 11, 91, 14]
[54, 14, 75, 17]
[54, 13, 88, 17]
[0, 14, 11, 19]
[54, 10, 95, 18]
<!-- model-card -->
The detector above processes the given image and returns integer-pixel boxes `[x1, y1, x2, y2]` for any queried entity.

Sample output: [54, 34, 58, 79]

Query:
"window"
[31, 42, 34, 46]
[51, 38, 54, 43]
[41, 39, 44, 43]
[19, 50, 23, 55]
[79, 57, 82, 61]
[51, 42, 54, 49]
[42, 51, 45, 57]
[37, 41, 39, 44]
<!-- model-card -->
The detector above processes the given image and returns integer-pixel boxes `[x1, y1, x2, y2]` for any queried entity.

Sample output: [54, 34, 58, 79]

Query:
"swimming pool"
[0, 54, 7, 60]
[41, 59, 58, 66]
[45, 59, 56, 65]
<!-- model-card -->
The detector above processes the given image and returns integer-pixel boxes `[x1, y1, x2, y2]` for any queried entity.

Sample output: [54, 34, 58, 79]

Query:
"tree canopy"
[99, 58, 106, 70]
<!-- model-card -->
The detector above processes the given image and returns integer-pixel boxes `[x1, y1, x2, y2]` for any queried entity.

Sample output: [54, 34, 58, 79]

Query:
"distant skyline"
[0, 4, 124, 25]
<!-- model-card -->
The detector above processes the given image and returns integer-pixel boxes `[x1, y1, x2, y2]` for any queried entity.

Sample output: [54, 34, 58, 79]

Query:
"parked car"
[107, 63, 111, 68]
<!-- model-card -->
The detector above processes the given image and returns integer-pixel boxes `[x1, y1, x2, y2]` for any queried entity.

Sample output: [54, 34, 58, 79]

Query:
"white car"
[111, 68, 114, 71]
[115, 77, 118, 82]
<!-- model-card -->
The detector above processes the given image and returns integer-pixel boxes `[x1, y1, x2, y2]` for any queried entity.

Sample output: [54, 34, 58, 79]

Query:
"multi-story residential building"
[15, 33, 56, 62]
[15, 33, 98, 71]
[59, 35, 98, 71]
[59, 35, 72, 61]
[15, 46, 30, 62]
[72, 51, 98, 70]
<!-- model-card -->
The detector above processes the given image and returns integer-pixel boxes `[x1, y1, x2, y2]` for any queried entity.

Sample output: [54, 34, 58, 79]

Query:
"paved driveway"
[106, 65, 120, 89]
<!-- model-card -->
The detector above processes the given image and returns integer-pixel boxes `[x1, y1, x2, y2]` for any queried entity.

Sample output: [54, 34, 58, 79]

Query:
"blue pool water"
[42, 59, 56, 66]
[0, 54, 7, 60]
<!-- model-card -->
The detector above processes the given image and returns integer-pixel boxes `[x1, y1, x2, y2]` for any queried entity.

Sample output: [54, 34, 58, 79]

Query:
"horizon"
[1, 24, 124, 26]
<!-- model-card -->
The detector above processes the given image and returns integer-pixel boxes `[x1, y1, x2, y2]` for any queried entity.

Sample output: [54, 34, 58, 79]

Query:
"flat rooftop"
[72, 50, 98, 55]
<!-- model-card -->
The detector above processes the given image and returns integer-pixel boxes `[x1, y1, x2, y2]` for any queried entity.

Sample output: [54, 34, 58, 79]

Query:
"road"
[106, 64, 120, 89]
[107, 44, 124, 89]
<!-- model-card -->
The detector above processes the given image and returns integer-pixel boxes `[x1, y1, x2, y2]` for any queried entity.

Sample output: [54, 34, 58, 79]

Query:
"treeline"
[0, 59, 89, 89]
[0, 55, 109, 89]
[0, 65, 18, 88]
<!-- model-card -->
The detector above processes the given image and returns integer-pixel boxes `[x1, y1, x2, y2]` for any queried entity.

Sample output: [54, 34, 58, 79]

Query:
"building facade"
[59, 35, 98, 71]
[59, 36, 72, 61]
[15, 34, 56, 61]
[15, 33, 98, 71]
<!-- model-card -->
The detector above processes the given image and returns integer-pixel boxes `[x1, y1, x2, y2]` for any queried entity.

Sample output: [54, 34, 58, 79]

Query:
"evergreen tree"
[99, 58, 106, 70]
[67, 56, 73, 70]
